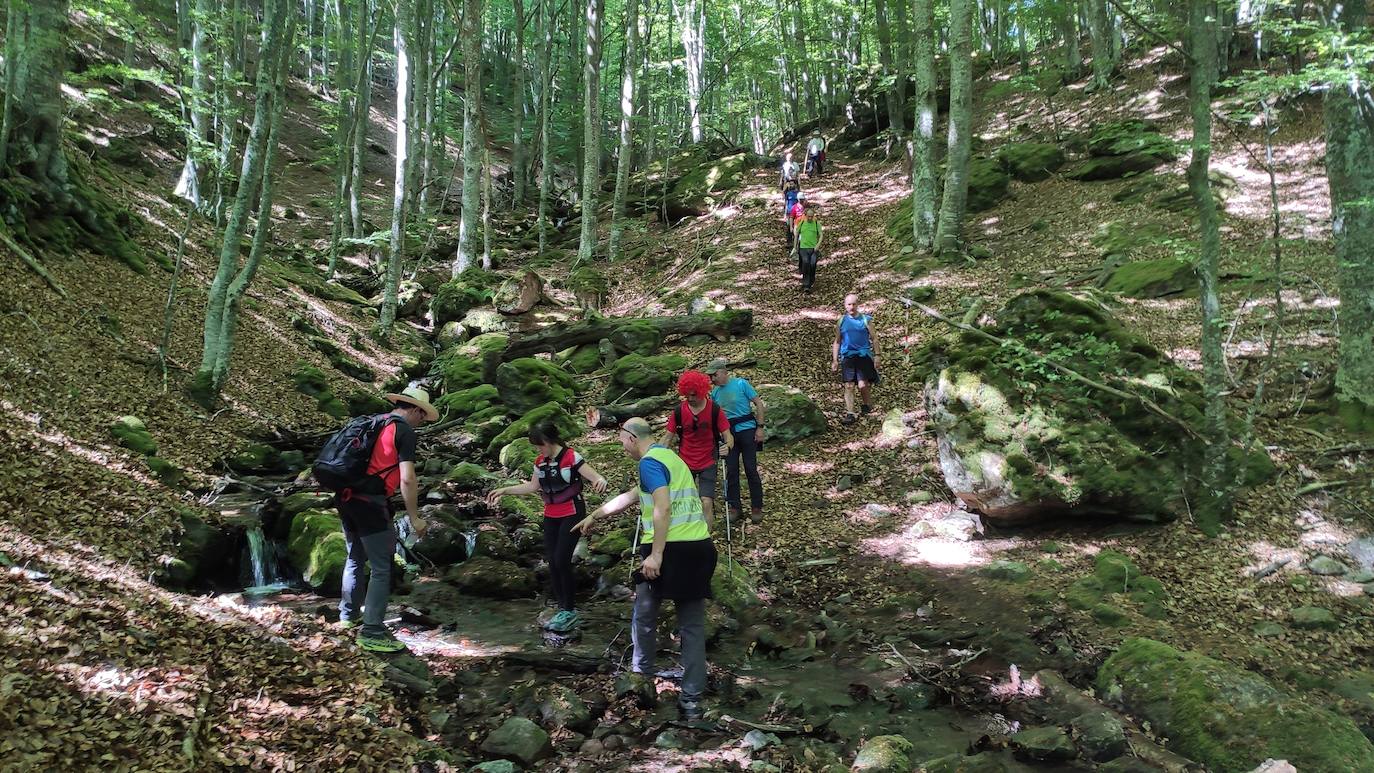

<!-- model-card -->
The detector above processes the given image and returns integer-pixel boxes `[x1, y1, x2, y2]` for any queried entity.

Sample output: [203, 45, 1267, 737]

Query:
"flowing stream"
[244, 525, 289, 594]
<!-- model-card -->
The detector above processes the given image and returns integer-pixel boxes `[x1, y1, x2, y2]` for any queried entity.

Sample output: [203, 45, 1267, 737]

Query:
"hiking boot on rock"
[750, 508, 764, 525]
[357, 632, 407, 653]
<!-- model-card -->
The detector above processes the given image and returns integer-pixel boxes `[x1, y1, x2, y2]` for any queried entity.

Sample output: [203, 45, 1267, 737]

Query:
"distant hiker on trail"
[832, 294, 880, 425]
[572, 417, 717, 721]
[665, 370, 733, 526]
[779, 151, 800, 190]
[806, 132, 826, 176]
[314, 386, 436, 653]
[791, 199, 823, 293]
[782, 179, 801, 247]
[705, 359, 766, 525]
[485, 421, 610, 633]
[786, 190, 807, 251]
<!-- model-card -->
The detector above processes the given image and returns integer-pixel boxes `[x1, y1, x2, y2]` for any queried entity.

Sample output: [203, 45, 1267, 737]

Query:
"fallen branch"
[1296, 479, 1350, 495]
[909, 301, 1202, 441]
[586, 395, 678, 428]
[0, 228, 67, 297]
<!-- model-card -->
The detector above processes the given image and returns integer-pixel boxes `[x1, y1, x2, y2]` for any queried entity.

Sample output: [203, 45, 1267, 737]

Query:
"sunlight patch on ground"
[783, 459, 835, 475]
[1241, 540, 1303, 580]
[54, 662, 203, 711]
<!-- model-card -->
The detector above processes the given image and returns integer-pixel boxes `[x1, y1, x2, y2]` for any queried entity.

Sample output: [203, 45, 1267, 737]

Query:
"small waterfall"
[464, 530, 478, 559]
[245, 526, 286, 591]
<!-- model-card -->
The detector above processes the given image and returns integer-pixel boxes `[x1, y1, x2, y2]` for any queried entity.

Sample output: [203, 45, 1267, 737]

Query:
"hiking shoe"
[334, 618, 359, 631]
[750, 508, 764, 525]
[678, 700, 705, 722]
[841, 413, 857, 426]
[861, 404, 874, 415]
[545, 610, 580, 633]
[356, 633, 406, 653]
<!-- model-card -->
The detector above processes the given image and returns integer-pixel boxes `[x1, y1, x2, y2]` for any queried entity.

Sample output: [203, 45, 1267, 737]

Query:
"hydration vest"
[535, 447, 583, 505]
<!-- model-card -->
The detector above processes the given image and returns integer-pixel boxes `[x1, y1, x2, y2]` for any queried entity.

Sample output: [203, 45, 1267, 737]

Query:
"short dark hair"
[527, 421, 562, 446]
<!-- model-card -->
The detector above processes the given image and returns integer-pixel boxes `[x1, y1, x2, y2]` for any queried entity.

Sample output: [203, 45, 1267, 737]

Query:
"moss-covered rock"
[291, 362, 350, 417]
[852, 734, 913, 772]
[227, 443, 281, 473]
[495, 358, 577, 415]
[436, 320, 468, 348]
[997, 142, 1066, 182]
[282, 491, 334, 517]
[146, 456, 185, 486]
[287, 508, 347, 595]
[918, 752, 1008, 772]
[487, 402, 582, 457]
[591, 527, 634, 557]
[560, 343, 604, 375]
[430, 350, 485, 393]
[445, 462, 492, 490]
[607, 319, 664, 357]
[604, 353, 688, 401]
[1103, 257, 1194, 299]
[498, 438, 539, 472]
[1066, 121, 1178, 182]
[967, 156, 1012, 213]
[665, 152, 751, 221]
[110, 415, 157, 456]
[568, 266, 609, 307]
[921, 290, 1271, 526]
[431, 271, 496, 326]
[344, 389, 393, 416]
[461, 307, 510, 337]
[157, 509, 233, 589]
[754, 385, 827, 445]
[445, 556, 536, 599]
[1096, 637, 1374, 771]
[711, 556, 760, 617]
[435, 384, 501, 419]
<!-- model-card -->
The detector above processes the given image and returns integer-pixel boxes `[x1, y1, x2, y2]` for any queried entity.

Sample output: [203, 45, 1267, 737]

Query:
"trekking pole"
[719, 455, 734, 588]
[628, 506, 644, 587]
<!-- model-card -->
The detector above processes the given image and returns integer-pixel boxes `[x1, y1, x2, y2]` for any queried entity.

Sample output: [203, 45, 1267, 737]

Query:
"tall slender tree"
[536, 0, 555, 254]
[511, 0, 529, 205]
[1322, 0, 1374, 418]
[455, 0, 486, 273]
[910, 0, 938, 252]
[608, 0, 643, 261]
[678, 0, 706, 142]
[1086, 0, 1115, 89]
[935, 0, 974, 255]
[577, 0, 607, 263]
[380, 0, 415, 333]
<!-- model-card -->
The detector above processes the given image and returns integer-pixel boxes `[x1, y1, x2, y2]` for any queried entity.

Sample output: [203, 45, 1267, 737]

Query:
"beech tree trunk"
[608, 0, 642, 262]
[576, 0, 606, 263]
[874, 0, 905, 135]
[511, 0, 528, 205]
[1323, 0, 1374, 416]
[349, 0, 373, 238]
[455, 0, 485, 274]
[379, 0, 413, 333]
[1086, 0, 1114, 89]
[678, 0, 706, 143]
[935, 0, 973, 255]
[536, 0, 555, 254]
[910, 0, 938, 252]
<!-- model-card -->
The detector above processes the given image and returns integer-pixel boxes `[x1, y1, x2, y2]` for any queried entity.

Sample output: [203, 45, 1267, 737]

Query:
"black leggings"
[542, 500, 587, 611]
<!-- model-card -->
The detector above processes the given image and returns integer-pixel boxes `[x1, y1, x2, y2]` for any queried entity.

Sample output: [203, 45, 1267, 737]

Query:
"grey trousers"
[339, 522, 395, 638]
[632, 585, 707, 704]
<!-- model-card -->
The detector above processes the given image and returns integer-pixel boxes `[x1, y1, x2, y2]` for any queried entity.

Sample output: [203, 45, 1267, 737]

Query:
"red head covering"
[677, 370, 712, 400]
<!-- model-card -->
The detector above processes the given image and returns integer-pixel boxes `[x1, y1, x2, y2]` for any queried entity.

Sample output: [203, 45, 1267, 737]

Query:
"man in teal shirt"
[706, 359, 767, 524]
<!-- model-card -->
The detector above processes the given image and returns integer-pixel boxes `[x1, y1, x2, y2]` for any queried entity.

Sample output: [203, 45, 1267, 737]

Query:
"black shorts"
[691, 464, 718, 500]
[840, 355, 880, 385]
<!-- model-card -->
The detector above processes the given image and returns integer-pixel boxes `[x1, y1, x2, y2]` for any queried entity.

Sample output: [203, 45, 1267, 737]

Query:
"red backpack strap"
[673, 404, 684, 437]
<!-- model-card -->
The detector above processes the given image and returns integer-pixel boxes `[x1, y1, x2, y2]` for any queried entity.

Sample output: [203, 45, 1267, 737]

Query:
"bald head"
[619, 417, 656, 460]
[844, 293, 860, 316]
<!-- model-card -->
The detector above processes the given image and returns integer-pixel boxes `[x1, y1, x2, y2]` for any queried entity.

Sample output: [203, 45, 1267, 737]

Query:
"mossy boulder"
[1067, 550, 1169, 620]
[560, 343, 604, 375]
[997, 142, 1066, 182]
[445, 556, 536, 599]
[435, 384, 501, 419]
[711, 556, 760, 617]
[604, 353, 687, 401]
[487, 402, 582, 457]
[344, 389, 393, 417]
[851, 734, 913, 772]
[665, 152, 751, 221]
[430, 350, 485, 393]
[495, 358, 577, 415]
[918, 752, 1008, 772]
[446, 462, 492, 490]
[158, 509, 233, 589]
[461, 308, 510, 337]
[966, 156, 1012, 213]
[1103, 258, 1194, 299]
[110, 415, 157, 456]
[1096, 637, 1374, 771]
[1067, 121, 1178, 181]
[480, 716, 552, 765]
[754, 385, 827, 445]
[431, 272, 496, 326]
[607, 319, 664, 357]
[492, 270, 545, 315]
[568, 266, 609, 306]
[291, 362, 350, 418]
[282, 491, 334, 517]
[591, 527, 634, 557]
[437, 320, 469, 348]
[227, 443, 281, 473]
[920, 290, 1271, 526]
[498, 438, 539, 472]
[287, 508, 347, 595]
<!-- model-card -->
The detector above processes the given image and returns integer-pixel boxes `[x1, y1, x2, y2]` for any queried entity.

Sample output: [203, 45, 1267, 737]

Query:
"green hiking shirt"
[797, 217, 822, 249]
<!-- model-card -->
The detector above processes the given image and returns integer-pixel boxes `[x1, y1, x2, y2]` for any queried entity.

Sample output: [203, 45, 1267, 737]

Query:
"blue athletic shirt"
[839, 313, 874, 358]
[711, 377, 759, 431]
[639, 445, 671, 493]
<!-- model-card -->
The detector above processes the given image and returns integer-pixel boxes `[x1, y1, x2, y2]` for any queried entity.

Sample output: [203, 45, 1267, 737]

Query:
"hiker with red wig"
[664, 370, 733, 526]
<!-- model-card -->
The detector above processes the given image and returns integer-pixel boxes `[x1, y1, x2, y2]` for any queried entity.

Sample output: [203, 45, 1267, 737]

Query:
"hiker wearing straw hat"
[330, 386, 437, 653]
[573, 417, 717, 721]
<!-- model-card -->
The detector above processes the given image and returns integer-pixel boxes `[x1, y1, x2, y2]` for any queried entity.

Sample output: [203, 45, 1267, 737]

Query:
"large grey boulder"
[755, 384, 827, 445]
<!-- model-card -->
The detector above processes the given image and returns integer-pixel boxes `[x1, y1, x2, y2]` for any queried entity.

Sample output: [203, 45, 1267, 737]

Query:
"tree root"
[0, 226, 67, 297]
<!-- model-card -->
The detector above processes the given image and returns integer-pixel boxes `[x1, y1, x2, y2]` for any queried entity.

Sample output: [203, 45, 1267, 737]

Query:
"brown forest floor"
[1, 33, 1373, 771]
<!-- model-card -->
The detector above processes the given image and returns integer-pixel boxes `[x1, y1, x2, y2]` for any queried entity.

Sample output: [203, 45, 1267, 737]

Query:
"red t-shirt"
[666, 401, 728, 471]
[788, 202, 805, 224]
[367, 420, 417, 496]
[534, 448, 585, 518]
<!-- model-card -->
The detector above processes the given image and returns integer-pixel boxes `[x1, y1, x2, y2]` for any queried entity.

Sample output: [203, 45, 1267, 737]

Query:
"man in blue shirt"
[705, 359, 767, 524]
[831, 292, 880, 425]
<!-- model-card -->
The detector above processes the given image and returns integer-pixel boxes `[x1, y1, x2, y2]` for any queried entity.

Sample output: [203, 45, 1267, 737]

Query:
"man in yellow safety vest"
[575, 417, 718, 721]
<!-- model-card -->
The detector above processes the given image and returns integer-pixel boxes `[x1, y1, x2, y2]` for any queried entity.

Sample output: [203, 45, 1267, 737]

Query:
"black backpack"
[313, 414, 400, 494]
[673, 401, 723, 447]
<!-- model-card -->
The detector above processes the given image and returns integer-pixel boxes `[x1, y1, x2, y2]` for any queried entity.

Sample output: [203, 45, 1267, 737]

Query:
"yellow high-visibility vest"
[638, 446, 710, 542]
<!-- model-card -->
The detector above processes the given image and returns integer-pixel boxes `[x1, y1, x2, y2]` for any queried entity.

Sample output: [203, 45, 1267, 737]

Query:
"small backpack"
[536, 447, 584, 505]
[673, 401, 723, 448]
[313, 414, 400, 494]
